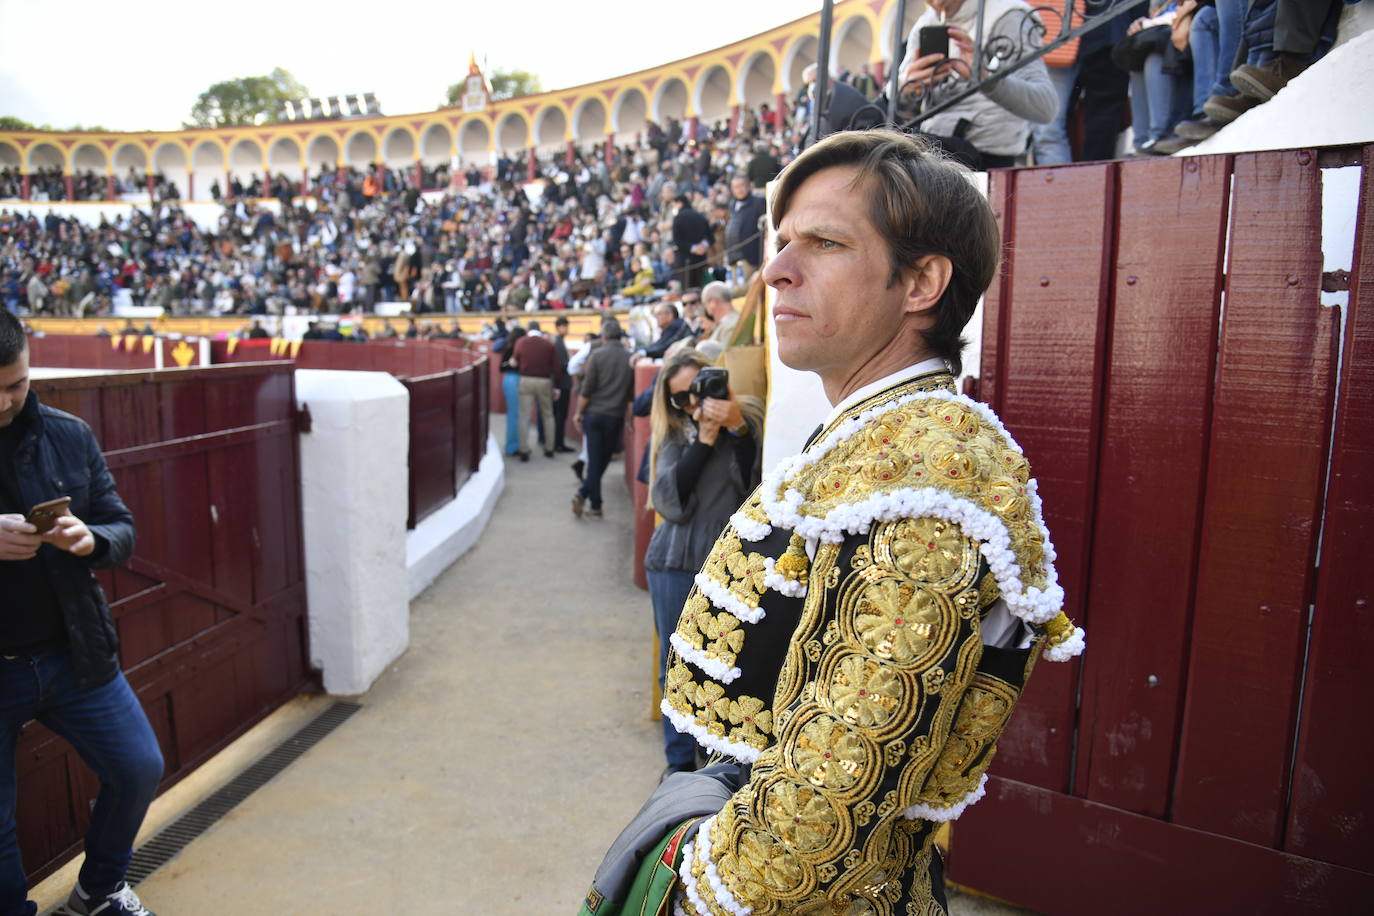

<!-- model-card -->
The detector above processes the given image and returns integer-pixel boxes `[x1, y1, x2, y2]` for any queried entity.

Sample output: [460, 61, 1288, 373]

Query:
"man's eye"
[819, 239, 839, 250]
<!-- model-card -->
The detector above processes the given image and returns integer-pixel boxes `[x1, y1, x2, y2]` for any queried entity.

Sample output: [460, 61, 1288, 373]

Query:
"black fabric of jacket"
[3, 392, 135, 689]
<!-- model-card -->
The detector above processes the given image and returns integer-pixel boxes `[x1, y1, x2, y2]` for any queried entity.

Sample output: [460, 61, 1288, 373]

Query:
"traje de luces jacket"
[6, 392, 135, 689]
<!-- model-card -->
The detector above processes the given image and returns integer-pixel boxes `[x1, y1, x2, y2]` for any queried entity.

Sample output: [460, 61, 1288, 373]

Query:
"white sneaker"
[66, 881, 155, 916]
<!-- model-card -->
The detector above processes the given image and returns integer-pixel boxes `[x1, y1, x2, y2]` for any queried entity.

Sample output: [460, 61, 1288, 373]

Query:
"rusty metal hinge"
[1321, 270, 1351, 293]
[296, 403, 312, 434]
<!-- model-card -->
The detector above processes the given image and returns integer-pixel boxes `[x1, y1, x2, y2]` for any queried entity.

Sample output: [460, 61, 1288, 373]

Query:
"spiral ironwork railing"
[807, 0, 1144, 146]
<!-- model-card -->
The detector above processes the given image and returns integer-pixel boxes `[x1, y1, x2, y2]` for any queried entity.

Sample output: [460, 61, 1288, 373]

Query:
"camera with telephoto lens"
[690, 367, 730, 402]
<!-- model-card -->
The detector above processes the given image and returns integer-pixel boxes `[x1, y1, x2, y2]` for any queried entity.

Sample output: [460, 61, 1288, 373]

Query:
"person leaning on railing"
[897, 0, 1059, 170]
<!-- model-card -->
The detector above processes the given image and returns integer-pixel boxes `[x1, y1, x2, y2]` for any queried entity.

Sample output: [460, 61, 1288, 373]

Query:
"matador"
[581, 129, 1084, 916]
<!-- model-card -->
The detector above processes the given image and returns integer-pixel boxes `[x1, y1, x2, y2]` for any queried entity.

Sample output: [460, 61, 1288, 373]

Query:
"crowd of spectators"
[1, 121, 788, 319]
[2, 0, 1356, 318]
[0, 166, 178, 203]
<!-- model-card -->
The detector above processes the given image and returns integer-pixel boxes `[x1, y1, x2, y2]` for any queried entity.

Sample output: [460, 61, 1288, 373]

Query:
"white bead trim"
[677, 836, 712, 916]
[671, 632, 743, 684]
[695, 816, 753, 916]
[901, 773, 988, 822]
[695, 572, 767, 625]
[730, 512, 772, 543]
[1043, 626, 1086, 662]
[761, 556, 807, 598]
[661, 699, 762, 764]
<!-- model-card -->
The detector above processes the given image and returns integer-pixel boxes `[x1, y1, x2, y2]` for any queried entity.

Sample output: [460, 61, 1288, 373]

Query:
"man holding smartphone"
[0, 309, 162, 916]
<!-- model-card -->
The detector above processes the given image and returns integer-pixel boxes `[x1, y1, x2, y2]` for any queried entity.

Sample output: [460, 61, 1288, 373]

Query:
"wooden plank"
[1284, 148, 1374, 868]
[950, 777, 1374, 915]
[982, 163, 1113, 792]
[1172, 149, 1332, 846]
[975, 168, 1013, 408]
[1075, 155, 1231, 815]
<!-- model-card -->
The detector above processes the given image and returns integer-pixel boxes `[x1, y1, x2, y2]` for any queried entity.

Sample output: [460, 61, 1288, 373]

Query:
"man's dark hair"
[527, 320, 541, 332]
[554, 315, 569, 326]
[769, 129, 1000, 376]
[659, 303, 680, 320]
[0, 308, 27, 366]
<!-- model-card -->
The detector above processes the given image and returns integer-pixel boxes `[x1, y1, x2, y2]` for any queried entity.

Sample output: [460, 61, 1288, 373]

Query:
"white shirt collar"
[822, 357, 950, 427]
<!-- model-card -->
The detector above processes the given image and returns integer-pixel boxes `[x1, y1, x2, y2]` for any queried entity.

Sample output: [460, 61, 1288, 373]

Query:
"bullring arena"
[3, 0, 1374, 913]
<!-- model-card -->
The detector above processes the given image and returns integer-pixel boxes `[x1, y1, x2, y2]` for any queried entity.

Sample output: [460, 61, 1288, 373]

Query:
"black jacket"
[725, 192, 767, 267]
[6, 392, 135, 689]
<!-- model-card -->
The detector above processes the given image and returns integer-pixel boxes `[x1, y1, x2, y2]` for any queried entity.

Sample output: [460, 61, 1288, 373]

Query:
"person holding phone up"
[0, 309, 163, 916]
[643, 351, 764, 780]
[897, 0, 1058, 170]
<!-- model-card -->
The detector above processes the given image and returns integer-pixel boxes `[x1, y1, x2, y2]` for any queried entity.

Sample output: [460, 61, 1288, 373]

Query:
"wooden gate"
[18, 363, 311, 885]
[946, 146, 1374, 912]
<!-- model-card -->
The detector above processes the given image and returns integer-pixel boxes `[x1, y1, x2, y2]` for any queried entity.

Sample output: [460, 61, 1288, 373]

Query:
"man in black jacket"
[0, 310, 163, 916]
[724, 175, 767, 278]
[670, 195, 713, 291]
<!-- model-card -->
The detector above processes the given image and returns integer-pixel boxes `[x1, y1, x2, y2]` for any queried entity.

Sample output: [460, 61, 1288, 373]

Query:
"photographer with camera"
[643, 350, 763, 780]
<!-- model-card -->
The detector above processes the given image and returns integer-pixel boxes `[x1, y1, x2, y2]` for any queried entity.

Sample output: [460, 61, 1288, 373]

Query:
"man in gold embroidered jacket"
[579, 130, 1084, 916]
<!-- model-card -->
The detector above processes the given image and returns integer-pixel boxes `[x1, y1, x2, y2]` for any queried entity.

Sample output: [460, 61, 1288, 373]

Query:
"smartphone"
[918, 25, 951, 59]
[26, 496, 71, 534]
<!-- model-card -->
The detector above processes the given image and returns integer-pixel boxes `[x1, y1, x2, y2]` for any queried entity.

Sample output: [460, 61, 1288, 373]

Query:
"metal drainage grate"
[53, 700, 361, 912]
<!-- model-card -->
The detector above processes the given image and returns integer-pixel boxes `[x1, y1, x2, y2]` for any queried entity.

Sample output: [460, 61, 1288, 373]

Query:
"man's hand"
[41, 515, 96, 557]
[573, 413, 584, 432]
[899, 27, 973, 95]
[0, 513, 42, 561]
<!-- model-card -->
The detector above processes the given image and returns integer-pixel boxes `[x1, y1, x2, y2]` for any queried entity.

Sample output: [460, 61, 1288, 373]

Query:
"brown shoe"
[1231, 54, 1309, 102]
[586, 507, 603, 518]
[1203, 93, 1260, 125]
[571, 493, 585, 518]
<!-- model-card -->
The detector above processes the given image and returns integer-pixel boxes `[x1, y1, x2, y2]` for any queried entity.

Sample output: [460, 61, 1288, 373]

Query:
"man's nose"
[762, 247, 793, 288]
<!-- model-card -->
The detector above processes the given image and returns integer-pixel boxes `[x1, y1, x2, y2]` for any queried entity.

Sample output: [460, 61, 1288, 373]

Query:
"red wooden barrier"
[949, 146, 1374, 914]
[1283, 145, 1374, 870]
[19, 364, 311, 885]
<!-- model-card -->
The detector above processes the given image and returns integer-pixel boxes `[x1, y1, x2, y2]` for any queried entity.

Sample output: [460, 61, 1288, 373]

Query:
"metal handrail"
[810, 0, 1143, 145]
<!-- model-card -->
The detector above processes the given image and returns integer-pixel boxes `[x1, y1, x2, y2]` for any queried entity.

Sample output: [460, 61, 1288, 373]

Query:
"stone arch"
[738, 51, 778, 109]
[306, 134, 340, 170]
[611, 88, 648, 142]
[383, 126, 416, 167]
[881, 0, 927, 60]
[345, 131, 377, 168]
[653, 77, 688, 124]
[835, 15, 875, 75]
[496, 113, 528, 153]
[458, 119, 491, 161]
[27, 142, 63, 172]
[573, 97, 607, 145]
[228, 138, 263, 183]
[421, 123, 453, 164]
[72, 142, 107, 175]
[783, 34, 819, 94]
[695, 65, 733, 127]
[191, 140, 225, 201]
[153, 142, 188, 198]
[0, 140, 20, 172]
[113, 143, 148, 176]
[534, 106, 567, 153]
[269, 137, 303, 180]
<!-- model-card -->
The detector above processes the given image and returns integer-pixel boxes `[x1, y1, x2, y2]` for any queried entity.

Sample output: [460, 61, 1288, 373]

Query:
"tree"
[187, 67, 309, 128]
[445, 68, 541, 106]
[0, 115, 34, 131]
[0, 116, 108, 132]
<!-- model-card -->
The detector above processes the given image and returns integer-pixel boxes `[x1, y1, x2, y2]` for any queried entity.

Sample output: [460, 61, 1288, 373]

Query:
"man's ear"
[902, 254, 953, 320]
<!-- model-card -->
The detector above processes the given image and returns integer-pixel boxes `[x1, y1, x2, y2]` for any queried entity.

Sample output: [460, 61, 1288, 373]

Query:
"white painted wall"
[295, 369, 410, 696]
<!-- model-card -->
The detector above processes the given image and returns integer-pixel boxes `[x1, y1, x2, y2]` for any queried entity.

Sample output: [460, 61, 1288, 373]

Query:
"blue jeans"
[1207, 0, 1245, 99]
[1191, 6, 1221, 113]
[1129, 54, 1192, 144]
[1, 648, 163, 915]
[647, 568, 699, 767]
[1031, 62, 1081, 165]
[577, 411, 621, 511]
[501, 370, 521, 455]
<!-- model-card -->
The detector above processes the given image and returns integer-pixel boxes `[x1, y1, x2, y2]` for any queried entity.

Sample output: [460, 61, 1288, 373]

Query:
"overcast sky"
[0, 0, 828, 132]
